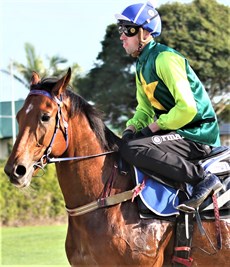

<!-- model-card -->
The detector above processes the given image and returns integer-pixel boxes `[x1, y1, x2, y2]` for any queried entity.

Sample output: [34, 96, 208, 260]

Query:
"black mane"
[66, 89, 120, 151]
[31, 77, 120, 151]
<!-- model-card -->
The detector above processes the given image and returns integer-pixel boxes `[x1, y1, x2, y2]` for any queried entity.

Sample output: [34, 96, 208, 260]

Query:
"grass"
[1, 224, 69, 266]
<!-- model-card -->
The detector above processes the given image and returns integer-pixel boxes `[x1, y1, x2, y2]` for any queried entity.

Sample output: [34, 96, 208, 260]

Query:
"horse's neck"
[56, 113, 111, 208]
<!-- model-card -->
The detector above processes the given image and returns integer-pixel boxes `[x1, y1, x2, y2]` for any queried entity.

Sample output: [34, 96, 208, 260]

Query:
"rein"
[47, 151, 115, 163]
[28, 89, 144, 217]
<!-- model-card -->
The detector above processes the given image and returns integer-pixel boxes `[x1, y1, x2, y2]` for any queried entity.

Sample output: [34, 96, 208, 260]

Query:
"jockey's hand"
[122, 129, 135, 142]
[134, 126, 153, 138]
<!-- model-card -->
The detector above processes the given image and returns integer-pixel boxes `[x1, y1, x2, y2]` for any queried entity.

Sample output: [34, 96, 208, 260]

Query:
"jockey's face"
[119, 31, 140, 55]
[119, 27, 151, 56]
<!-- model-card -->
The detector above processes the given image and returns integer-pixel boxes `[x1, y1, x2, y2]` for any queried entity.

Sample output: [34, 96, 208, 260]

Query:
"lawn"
[1, 224, 69, 266]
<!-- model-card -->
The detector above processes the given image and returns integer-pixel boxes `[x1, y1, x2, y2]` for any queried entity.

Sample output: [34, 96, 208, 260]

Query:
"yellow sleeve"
[156, 51, 197, 130]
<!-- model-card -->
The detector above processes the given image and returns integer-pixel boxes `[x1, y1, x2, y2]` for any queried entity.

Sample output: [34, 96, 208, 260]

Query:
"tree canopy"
[75, 0, 230, 131]
[2, 43, 81, 88]
[159, 0, 229, 99]
[74, 24, 136, 127]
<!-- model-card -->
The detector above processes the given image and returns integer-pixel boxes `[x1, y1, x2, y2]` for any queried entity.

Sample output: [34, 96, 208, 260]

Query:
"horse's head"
[4, 68, 72, 188]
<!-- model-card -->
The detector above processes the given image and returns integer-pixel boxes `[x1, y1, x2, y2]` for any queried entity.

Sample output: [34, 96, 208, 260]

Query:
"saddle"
[117, 145, 230, 266]
[119, 146, 230, 219]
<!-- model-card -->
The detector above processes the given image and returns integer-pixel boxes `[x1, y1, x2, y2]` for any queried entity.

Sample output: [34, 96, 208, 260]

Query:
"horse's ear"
[30, 71, 41, 86]
[52, 68, 71, 96]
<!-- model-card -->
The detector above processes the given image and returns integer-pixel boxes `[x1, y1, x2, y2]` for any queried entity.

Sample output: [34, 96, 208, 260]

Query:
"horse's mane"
[66, 89, 120, 151]
[33, 77, 120, 151]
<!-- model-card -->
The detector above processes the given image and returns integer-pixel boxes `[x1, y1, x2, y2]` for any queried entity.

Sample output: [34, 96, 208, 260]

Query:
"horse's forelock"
[30, 77, 58, 92]
[31, 77, 73, 95]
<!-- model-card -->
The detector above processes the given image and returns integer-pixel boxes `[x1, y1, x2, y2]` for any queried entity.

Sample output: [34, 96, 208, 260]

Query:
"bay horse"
[4, 69, 230, 266]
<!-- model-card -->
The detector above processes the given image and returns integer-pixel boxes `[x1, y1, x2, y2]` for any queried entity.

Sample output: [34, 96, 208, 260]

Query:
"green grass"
[1, 224, 69, 266]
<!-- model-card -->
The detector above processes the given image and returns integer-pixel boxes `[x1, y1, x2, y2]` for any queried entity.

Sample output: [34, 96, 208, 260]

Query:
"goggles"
[118, 25, 140, 37]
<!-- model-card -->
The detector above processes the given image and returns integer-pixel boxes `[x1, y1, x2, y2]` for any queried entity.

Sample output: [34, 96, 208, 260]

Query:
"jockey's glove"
[134, 126, 153, 138]
[122, 129, 135, 142]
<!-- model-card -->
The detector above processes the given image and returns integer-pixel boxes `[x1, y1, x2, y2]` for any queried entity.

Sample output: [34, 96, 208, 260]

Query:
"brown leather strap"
[66, 183, 145, 216]
[212, 194, 222, 250]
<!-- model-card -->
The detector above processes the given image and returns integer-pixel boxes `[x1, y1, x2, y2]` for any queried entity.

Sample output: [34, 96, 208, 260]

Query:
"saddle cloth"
[133, 165, 230, 219]
[134, 166, 180, 217]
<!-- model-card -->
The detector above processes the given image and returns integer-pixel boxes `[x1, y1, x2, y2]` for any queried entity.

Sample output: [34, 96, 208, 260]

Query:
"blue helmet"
[115, 1, 161, 37]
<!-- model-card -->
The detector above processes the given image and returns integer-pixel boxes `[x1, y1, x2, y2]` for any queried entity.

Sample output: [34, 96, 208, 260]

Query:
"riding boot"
[183, 173, 223, 208]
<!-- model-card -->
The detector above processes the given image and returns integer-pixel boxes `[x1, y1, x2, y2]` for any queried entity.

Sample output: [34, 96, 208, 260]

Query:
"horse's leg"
[153, 227, 173, 267]
[162, 234, 174, 266]
[65, 218, 98, 266]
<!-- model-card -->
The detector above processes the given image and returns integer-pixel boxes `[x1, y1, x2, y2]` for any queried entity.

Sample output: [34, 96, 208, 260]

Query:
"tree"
[1, 43, 81, 88]
[76, 0, 230, 129]
[74, 24, 136, 129]
[158, 0, 230, 121]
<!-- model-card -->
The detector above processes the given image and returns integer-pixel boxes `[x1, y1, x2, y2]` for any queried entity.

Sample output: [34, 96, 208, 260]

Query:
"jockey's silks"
[127, 40, 220, 146]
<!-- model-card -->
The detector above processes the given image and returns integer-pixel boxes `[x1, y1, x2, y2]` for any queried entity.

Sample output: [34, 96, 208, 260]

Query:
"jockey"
[115, 1, 222, 209]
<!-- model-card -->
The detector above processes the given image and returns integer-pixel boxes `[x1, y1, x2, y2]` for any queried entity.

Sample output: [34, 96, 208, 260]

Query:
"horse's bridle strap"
[66, 183, 145, 216]
[66, 190, 133, 216]
[29, 89, 115, 166]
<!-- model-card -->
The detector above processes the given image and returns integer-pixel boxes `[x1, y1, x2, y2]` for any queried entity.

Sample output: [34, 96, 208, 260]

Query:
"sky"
[0, 0, 229, 102]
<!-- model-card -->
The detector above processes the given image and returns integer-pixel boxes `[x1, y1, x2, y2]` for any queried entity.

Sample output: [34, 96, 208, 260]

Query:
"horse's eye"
[41, 113, 50, 122]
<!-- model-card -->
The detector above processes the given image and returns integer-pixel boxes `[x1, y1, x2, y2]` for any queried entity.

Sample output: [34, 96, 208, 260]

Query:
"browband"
[28, 90, 53, 100]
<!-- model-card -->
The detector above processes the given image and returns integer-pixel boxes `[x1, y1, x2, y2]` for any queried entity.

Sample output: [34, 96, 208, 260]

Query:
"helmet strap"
[131, 28, 153, 58]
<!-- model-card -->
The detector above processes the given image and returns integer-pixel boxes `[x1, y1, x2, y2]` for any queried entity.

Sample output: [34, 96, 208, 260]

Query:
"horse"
[4, 68, 230, 266]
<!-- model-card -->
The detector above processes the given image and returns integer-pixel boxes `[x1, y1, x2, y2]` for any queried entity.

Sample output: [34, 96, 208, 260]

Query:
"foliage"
[74, 24, 136, 131]
[158, 0, 230, 120]
[1, 42, 81, 88]
[76, 0, 230, 129]
[0, 160, 66, 226]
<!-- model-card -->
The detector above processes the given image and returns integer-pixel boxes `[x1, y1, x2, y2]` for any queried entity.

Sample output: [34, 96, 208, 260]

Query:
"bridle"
[28, 90, 115, 173]
[27, 89, 139, 216]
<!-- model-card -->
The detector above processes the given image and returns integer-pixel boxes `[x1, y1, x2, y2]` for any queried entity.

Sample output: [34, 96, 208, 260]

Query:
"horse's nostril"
[15, 165, 27, 176]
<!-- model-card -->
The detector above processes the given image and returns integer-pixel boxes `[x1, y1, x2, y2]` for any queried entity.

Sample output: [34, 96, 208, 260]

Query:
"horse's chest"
[66, 208, 173, 265]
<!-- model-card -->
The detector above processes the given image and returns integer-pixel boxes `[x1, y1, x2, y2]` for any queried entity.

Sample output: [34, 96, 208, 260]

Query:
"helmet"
[115, 1, 161, 37]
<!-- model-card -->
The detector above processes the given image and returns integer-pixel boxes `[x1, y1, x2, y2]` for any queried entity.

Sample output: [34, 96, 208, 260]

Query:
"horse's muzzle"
[4, 162, 33, 188]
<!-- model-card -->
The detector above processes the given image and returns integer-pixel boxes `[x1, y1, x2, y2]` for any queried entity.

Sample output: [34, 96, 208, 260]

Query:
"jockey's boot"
[183, 173, 223, 209]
